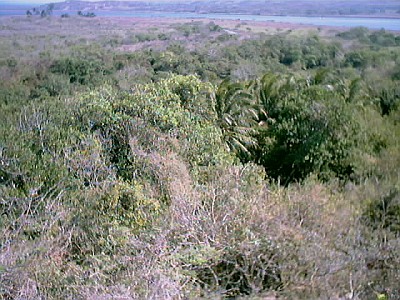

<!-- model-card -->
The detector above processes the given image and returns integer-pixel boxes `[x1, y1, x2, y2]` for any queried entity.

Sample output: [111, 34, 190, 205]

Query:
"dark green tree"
[213, 79, 259, 159]
[251, 73, 358, 183]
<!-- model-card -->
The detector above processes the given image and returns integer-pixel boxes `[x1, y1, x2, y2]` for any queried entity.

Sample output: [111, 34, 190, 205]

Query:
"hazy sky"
[1, 0, 59, 3]
[0, 0, 62, 3]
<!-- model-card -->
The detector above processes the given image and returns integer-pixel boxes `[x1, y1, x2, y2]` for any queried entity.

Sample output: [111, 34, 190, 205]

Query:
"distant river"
[1, 9, 399, 31]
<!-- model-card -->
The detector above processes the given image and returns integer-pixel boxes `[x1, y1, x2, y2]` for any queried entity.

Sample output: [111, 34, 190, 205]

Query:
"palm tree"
[213, 79, 259, 159]
[252, 74, 281, 120]
[253, 73, 307, 121]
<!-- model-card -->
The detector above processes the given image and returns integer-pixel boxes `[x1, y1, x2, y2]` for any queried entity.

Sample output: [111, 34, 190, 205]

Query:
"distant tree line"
[77, 11, 96, 18]
[26, 4, 54, 18]
[26, 4, 96, 18]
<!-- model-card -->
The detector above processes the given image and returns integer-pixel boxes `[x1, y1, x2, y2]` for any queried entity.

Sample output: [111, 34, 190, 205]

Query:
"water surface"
[1, 8, 399, 31]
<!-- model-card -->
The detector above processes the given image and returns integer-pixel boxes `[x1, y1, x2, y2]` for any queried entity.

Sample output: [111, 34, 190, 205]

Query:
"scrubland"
[0, 16, 400, 299]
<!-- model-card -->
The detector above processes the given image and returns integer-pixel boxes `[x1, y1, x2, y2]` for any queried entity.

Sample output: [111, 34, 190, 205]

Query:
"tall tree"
[213, 79, 259, 159]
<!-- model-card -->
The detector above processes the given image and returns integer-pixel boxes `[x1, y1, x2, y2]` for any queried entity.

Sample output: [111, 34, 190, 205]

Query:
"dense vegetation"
[1, 16, 400, 299]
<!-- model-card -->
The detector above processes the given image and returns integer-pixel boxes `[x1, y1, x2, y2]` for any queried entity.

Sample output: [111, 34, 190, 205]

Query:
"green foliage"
[337, 26, 369, 41]
[188, 243, 282, 296]
[1, 16, 400, 299]
[208, 21, 222, 32]
[344, 51, 368, 68]
[84, 75, 231, 170]
[369, 29, 399, 47]
[362, 189, 400, 234]
[373, 82, 400, 116]
[254, 73, 355, 182]
[50, 57, 105, 85]
[213, 79, 259, 159]
[213, 71, 379, 183]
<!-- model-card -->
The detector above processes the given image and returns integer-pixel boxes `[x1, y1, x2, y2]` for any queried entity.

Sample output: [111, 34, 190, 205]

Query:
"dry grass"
[1, 136, 399, 299]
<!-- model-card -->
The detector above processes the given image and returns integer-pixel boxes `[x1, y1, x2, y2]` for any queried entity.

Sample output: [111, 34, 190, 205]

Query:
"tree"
[213, 79, 259, 159]
[251, 72, 358, 183]
[46, 3, 54, 16]
[77, 11, 96, 18]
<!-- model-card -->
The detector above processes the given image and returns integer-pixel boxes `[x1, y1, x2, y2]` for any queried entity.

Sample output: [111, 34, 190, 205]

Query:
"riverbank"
[1, 9, 400, 31]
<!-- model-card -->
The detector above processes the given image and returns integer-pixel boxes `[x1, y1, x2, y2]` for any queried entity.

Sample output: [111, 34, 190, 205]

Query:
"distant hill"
[33, 0, 400, 17]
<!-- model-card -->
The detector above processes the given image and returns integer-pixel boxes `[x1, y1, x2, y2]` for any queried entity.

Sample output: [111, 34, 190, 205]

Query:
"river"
[1, 9, 399, 31]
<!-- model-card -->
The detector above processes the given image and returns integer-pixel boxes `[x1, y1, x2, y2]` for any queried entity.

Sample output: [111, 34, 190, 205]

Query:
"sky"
[0, 0, 58, 3]
[0, 0, 60, 4]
